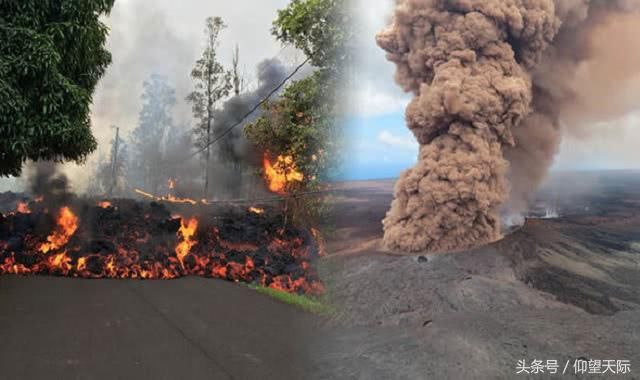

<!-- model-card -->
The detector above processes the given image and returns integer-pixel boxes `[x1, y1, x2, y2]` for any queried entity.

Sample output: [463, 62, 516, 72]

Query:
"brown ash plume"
[376, 0, 640, 253]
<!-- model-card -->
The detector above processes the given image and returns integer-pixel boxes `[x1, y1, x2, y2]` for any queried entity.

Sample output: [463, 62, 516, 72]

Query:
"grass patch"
[250, 285, 335, 316]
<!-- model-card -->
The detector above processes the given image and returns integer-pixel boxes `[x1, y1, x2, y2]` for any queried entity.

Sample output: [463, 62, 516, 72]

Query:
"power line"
[188, 56, 312, 160]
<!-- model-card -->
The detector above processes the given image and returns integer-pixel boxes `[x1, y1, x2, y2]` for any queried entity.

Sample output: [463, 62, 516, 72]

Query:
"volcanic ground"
[0, 197, 323, 295]
[310, 171, 640, 379]
[0, 196, 325, 379]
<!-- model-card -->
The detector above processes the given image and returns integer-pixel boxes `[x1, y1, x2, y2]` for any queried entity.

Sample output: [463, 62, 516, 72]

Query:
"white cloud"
[553, 111, 640, 171]
[353, 82, 410, 117]
[377, 130, 419, 151]
[344, 0, 410, 118]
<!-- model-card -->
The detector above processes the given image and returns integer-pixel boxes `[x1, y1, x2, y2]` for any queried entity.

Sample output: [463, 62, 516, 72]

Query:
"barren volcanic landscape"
[312, 171, 640, 379]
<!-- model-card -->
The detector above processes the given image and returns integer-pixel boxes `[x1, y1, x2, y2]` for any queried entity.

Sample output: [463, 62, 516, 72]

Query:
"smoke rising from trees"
[377, 0, 640, 253]
[51, 0, 292, 193]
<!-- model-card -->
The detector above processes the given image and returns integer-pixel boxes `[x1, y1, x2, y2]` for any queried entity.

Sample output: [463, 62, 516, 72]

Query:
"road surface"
[0, 276, 320, 380]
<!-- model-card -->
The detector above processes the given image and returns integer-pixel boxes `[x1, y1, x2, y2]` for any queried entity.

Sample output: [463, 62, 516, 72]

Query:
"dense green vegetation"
[0, 1, 115, 176]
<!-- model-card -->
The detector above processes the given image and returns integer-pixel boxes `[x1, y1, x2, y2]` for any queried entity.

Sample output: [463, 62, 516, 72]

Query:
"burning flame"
[98, 201, 112, 209]
[263, 154, 304, 194]
[134, 188, 200, 205]
[248, 206, 264, 215]
[168, 178, 176, 190]
[39, 207, 79, 254]
[16, 202, 30, 214]
[175, 217, 198, 268]
[1, 199, 324, 295]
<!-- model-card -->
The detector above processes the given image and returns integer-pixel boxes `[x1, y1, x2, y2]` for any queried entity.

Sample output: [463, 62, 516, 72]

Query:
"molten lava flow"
[39, 207, 78, 254]
[134, 188, 155, 199]
[263, 154, 304, 194]
[175, 217, 198, 268]
[1, 199, 324, 295]
[98, 201, 112, 209]
[16, 202, 30, 214]
[134, 188, 199, 205]
[249, 206, 264, 215]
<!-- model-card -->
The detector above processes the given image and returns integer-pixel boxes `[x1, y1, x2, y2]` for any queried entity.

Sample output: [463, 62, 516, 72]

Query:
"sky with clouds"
[339, 0, 414, 180]
[1, 0, 639, 192]
[341, 0, 640, 181]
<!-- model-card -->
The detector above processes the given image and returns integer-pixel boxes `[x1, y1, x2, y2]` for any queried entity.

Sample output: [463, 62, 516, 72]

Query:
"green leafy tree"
[186, 16, 233, 198]
[246, 0, 349, 227]
[272, 0, 351, 79]
[0, 0, 115, 176]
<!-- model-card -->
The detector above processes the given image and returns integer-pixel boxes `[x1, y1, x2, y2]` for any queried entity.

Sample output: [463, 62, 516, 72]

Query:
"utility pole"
[108, 126, 120, 198]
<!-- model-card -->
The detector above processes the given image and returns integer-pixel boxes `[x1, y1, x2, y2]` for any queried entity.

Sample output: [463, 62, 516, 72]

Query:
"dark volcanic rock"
[312, 172, 640, 379]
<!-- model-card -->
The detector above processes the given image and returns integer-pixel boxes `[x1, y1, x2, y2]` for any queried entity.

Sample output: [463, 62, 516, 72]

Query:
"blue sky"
[338, 112, 416, 181]
[338, 0, 640, 182]
[338, 109, 640, 181]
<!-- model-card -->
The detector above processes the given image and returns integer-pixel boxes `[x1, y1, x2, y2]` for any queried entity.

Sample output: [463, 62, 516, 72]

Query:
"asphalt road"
[0, 276, 321, 380]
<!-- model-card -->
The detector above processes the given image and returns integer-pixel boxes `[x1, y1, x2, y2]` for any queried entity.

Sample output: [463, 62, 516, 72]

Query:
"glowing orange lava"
[1, 200, 324, 295]
[263, 154, 304, 194]
[98, 201, 112, 209]
[134, 188, 199, 205]
[249, 206, 265, 215]
[16, 202, 30, 214]
[175, 217, 198, 268]
[39, 207, 79, 254]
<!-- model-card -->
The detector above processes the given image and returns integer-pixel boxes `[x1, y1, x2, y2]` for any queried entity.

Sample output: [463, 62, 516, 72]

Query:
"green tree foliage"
[246, 73, 333, 189]
[272, 0, 350, 79]
[246, 0, 349, 226]
[186, 16, 233, 197]
[0, 0, 115, 177]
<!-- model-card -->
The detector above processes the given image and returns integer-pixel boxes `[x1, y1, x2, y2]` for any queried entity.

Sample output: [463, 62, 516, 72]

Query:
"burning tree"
[245, 0, 349, 227]
[186, 16, 233, 198]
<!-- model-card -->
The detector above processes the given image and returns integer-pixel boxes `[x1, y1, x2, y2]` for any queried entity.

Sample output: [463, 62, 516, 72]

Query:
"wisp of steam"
[377, 0, 640, 253]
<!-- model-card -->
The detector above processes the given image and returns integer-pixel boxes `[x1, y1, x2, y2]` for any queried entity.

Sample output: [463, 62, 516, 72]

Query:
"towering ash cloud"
[376, 0, 640, 253]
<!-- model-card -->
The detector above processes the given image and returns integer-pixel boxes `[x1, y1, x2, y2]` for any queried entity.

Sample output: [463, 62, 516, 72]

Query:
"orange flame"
[175, 218, 198, 268]
[16, 202, 31, 214]
[263, 154, 304, 194]
[1, 204, 325, 295]
[134, 188, 199, 205]
[39, 207, 78, 253]
[98, 201, 112, 209]
[49, 252, 73, 273]
[168, 178, 176, 190]
[248, 206, 265, 215]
